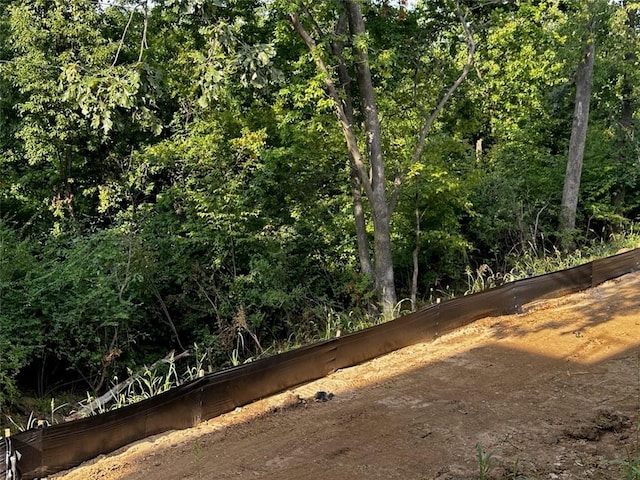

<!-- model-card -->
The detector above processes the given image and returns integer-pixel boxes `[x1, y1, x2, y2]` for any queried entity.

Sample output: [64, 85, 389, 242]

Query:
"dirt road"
[53, 271, 640, 479]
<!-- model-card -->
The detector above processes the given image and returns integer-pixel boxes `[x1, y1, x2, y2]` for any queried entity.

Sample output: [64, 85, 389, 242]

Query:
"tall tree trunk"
[411, 178, 420, 310]
[289, 4, 397, 317]
[331, 13, 374, 278]
[350, 166, 374, 277]
[558, 33, 595, 245]
[342, 0, 396, 317]
[620, 7, 635, 132]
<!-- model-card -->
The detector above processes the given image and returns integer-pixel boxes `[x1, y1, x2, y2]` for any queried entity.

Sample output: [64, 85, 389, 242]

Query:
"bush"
[0, 222, 42, 408]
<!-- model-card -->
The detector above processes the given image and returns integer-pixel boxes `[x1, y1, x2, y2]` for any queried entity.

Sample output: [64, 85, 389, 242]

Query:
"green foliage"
[196, 20, 282, 107]
[61, 62, 163, 135]
[619, 456, 640, 480]
[0, 0, 165, 234]
[1, 218, 169, 404]
[476, 443, 496, 480]
[1, 0, 640, 409]
[21, 229, 157, 392]
[0, 222, 42, 407]
[477, 1, 567, 146]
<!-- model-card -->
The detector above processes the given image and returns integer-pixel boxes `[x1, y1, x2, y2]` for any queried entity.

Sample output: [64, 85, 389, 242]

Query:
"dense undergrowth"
[4, 229, 639, 431]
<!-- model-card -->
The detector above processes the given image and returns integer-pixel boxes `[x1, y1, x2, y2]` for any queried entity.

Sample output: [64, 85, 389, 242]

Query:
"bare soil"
[53, 271, 640, 480]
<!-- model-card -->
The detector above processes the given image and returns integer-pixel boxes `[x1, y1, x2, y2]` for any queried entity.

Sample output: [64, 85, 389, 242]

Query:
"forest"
[0, 0, 639, 414]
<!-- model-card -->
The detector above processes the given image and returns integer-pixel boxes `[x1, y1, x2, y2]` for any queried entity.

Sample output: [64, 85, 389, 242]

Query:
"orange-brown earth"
[53, 271, 640, 479]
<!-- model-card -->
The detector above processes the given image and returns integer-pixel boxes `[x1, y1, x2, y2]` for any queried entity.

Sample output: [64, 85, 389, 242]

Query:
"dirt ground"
[53, 271, 640, 480]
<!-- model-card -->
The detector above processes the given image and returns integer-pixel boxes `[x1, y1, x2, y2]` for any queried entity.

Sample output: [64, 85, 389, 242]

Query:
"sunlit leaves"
[477, 1, 567, 143]
[196, 20, 282, 107]
[61, 62, 162, 135]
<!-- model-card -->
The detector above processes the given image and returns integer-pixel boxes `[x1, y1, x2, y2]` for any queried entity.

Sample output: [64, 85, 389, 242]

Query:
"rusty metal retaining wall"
[2, 248, 639, 479]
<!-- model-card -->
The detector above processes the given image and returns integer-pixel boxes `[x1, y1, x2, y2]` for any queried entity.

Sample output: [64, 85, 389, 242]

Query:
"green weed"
[463, 227, 640, 297]
[465, 264, 519, 295]
[476, 443, 496, 480]
[4, 398, 69, 433]
[193, 438, 203, 480]
[617, 453, 640, 480]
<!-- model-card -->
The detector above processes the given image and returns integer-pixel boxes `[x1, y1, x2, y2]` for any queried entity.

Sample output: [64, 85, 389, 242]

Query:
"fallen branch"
[65, 350, 190, 421]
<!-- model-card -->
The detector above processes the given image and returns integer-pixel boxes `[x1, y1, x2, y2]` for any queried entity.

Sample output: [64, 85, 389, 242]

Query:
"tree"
[558, 8, 597, 242]
[0, 0, 163, 235]
[558, 0, 617, 245]
[287, 0, 475, 317]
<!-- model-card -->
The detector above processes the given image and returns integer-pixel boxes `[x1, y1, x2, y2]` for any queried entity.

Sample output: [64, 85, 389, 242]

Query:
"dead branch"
[65, 350, 190, 422]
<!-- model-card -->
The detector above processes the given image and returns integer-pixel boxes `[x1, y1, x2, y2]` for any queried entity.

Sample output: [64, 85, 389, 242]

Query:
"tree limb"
[289, 12, 375, 201]
[113, 7, 135, 67]
[138, 0, 149, 63]
[301, 1, 326, 40]
[341, 0, 386, 195]
[329, 12, 374, 276]
[408, 1, 476, 176]
[153, 287, 186, 352]
[388, 175, 402, 217]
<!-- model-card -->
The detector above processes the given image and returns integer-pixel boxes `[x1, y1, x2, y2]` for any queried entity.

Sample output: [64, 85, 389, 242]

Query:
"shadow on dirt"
[53, 273, 640, 480]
